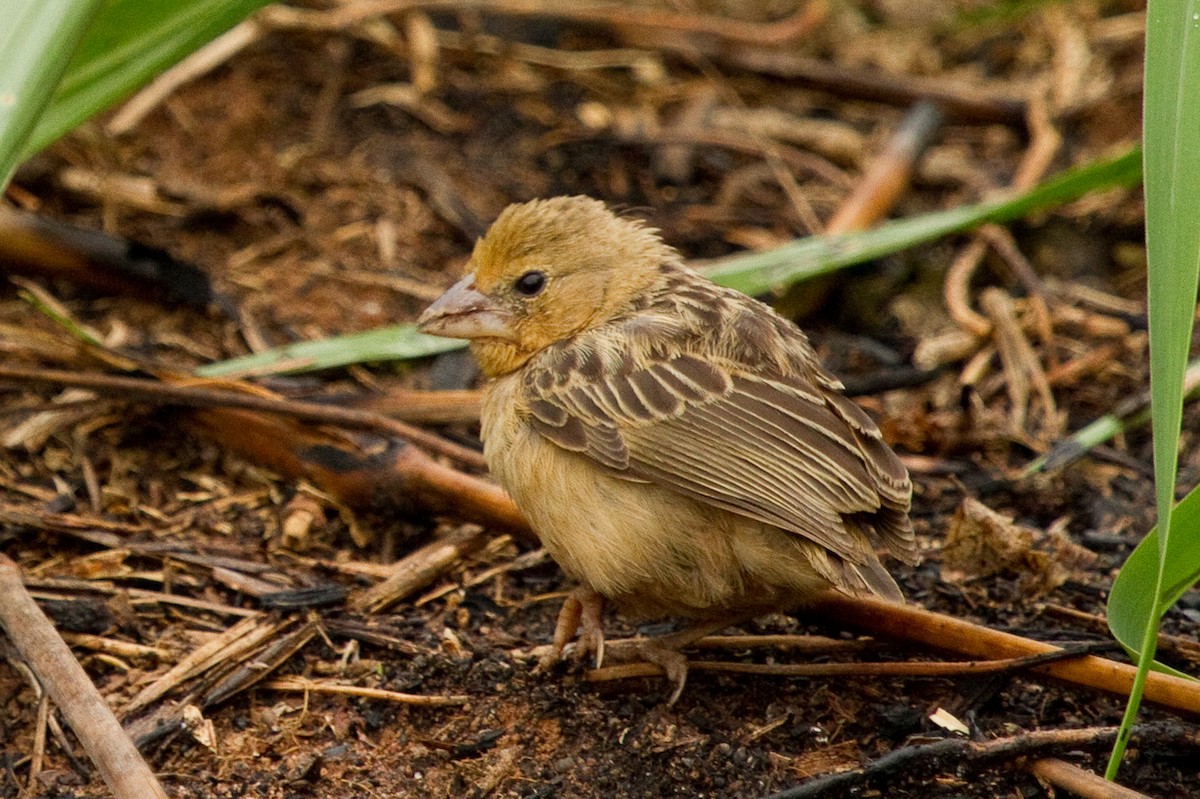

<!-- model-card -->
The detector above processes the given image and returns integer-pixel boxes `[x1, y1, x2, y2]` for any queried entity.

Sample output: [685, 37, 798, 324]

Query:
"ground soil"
[2, 2, 1199, 798]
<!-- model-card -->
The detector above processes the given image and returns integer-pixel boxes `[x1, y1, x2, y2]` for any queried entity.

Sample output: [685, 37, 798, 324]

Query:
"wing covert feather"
[519, 286, 914, 565]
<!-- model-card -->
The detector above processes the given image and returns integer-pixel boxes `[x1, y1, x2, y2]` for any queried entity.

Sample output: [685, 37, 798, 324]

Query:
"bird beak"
[418, 273, 516, 341]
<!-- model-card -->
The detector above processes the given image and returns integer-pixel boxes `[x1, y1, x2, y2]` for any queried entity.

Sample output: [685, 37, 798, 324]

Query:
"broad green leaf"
[1107, 0, 1200, 778]
[1105, 481, 1200, 682]
[200, 149, 1143, 377]
[0, 0, 103, 186]
[195, 324, 468, 378]
[22, 0, 272, 160]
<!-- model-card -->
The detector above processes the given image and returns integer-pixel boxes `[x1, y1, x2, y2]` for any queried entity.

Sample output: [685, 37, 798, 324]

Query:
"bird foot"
[631, 640, 690, 706]
[537, 587, 606, 672]
[606, 615, 747, 704]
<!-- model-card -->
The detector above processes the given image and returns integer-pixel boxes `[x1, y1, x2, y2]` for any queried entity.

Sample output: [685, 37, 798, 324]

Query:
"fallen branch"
[809, 593, 1200, 715]
[0, 555, 169, 799]
[824, 101, 944, 235]
[1028, 757, 1151, 799]
[762, 724, 1192, 799]
[585, 643, 1098, 683]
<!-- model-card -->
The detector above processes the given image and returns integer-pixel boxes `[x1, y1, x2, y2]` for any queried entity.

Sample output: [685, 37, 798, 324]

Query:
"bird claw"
[537, 587, 606, 671]
[608, 616, 741, 704]
[577, 621, 605, 669]
[637, 643, 690, 706]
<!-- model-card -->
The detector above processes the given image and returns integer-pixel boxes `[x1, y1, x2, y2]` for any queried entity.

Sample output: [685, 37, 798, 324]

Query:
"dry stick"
[1042, 603, 1200, 663]
[122, 613, 273, 715]
[762, 725, 1191, 799]
[186, 404, 526, 534]
[356, 387, 483, 424]
[585, 642, 1096, 683]
[810, 593, 1200, 714]
[28, 692, 50, 795]
[259, 0, 824, 46]
[678, 44, 1024, 126]
[534, 633, 865, 663]
[1028, 757, 1152, 799]
[824, 101, 944, 235]
[124, 587, 260, 618]
[350, 525, 490, 613]
[201, 621, 318, 706]
[108, 18, 263, 135]
[980, 286, 1058, 432]
[61, 634, 170, 662]
[0, 556, 169, 799]
[689, 634, 863, 653]
[26, 581, 260, 619]
[262, 677, 468, 706]
[0, 365, 486, 468]
[0, 502, 151, 537]
[943, 94, 1062, 342]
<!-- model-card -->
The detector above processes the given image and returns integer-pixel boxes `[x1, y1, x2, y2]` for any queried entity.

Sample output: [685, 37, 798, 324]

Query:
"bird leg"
[539, 586, 607, 671]
[610, 614, 749, 705]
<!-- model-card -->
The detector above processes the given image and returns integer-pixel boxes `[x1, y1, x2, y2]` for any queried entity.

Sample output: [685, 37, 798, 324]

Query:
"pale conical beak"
[418, 273, 517, 341]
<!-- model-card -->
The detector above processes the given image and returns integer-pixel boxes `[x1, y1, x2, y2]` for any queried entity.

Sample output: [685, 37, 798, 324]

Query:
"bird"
[418, 195, 917, 702]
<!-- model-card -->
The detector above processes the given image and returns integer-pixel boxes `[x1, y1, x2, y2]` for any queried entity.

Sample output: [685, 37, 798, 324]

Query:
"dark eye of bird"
[514, 270, 546, 297]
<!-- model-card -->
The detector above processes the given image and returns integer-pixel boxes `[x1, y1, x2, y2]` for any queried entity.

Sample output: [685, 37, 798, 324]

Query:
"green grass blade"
[21, 0, 272, 160]
[1106, 0, 1200, 779]
[0, 0, 104, 186]
[1024, 359, 1200, 475]
[202, 149, 1143, 377]
[194, 324, 469, 378]
[701, 148, 1142, 296]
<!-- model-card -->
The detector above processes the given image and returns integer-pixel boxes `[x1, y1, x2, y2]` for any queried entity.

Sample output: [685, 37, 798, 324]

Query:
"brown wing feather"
[523, 270, 917, 567]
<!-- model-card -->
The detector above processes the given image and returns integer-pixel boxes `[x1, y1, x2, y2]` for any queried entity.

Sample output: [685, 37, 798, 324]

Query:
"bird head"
[418, 196, 677, 377]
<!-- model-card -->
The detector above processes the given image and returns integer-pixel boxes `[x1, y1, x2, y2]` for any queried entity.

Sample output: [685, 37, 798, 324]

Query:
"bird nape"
[419, 195, 916, 704]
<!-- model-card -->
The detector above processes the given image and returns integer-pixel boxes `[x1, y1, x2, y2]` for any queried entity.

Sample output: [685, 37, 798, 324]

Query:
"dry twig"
[763, 724, 1190, 799]
[351, 525, 490, 612]
[262, 677, 469, 706]
[1028, 757, 1151, 799]
[0, 365, 485, 468]
[585, 642, 1098, 683]
[0, 556, 169, 799]
[811, 593, 1200, 715]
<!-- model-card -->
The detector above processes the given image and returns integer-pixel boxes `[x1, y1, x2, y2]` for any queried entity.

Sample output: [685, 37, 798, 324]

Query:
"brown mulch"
[3, 1, 1199, 798]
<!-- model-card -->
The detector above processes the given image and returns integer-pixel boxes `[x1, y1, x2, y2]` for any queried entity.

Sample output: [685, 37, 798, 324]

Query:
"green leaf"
[22, 0, 272, 160]
[194, 324, 469, 378]
[701, 147, 1142, 296]
[0, 0, 104, 186]
[1106, 0, 1200, 779]
[204, 149, 1144, 378]
[1105, 482, 1200, 682]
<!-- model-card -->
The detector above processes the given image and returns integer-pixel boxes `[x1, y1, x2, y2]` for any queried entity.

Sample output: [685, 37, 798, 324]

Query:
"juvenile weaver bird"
[418, 196, 917, 702]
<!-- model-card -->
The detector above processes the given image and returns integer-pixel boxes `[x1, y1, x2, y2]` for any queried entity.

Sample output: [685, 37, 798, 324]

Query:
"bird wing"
[520, 323, 914, 566]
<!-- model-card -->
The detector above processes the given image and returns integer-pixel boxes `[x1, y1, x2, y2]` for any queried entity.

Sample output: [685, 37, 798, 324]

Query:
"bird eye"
[514, 270, 546, 297]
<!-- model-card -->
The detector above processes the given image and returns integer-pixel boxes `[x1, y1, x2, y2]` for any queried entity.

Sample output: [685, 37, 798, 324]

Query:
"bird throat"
[471, 339, 536, 378]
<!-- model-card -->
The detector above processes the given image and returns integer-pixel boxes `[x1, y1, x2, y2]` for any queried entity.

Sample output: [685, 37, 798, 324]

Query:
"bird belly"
[484, 406, 831, 618]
